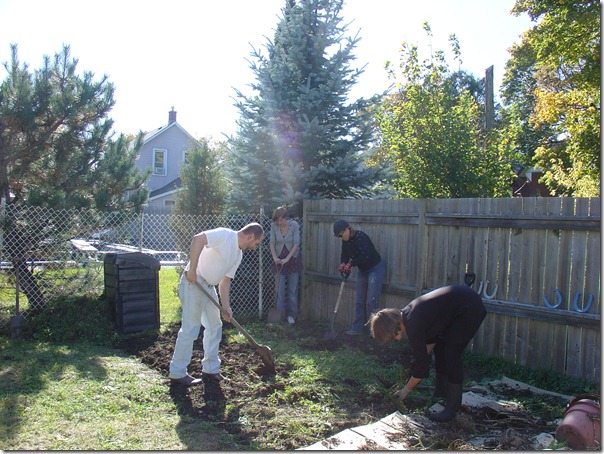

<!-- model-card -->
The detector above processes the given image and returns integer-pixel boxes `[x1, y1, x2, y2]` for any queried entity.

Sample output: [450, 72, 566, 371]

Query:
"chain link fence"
[0, 202, 301, 331]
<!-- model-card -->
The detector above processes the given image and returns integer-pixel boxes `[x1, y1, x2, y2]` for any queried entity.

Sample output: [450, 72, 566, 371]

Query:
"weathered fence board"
[302, 197, 600, 382]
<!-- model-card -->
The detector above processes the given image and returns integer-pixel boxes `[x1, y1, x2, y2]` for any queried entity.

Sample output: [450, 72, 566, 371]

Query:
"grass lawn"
[0, 339, 238, 450]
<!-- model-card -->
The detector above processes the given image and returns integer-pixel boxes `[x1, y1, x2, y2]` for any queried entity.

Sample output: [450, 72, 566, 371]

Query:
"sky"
[0, 0, 534, 141]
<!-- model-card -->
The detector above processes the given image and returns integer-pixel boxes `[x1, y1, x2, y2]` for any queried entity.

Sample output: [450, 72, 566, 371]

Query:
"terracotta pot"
[555, 393, 600, 450]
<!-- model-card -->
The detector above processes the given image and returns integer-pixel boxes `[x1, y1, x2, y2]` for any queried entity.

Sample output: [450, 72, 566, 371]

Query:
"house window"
[153, 149, 167, 176]
[164, 200, 175, 206]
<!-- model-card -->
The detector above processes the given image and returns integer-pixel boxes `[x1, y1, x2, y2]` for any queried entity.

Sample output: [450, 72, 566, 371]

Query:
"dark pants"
[433, 306, 486, 383]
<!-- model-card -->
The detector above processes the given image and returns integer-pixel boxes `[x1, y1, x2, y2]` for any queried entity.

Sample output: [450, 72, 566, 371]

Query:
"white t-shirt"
[192, 228, 242, 285]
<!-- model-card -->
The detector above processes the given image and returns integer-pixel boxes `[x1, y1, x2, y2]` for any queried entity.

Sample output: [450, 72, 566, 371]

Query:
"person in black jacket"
[367, 285, 487, 422]
[333, 219, 386, 336]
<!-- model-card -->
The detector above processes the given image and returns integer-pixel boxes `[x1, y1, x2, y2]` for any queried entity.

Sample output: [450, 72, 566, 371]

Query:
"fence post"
[138, 205, 145, 252]
[258, 206, 264, 319]
[415, 199, 428, 297]
[0, 197, 4, 268]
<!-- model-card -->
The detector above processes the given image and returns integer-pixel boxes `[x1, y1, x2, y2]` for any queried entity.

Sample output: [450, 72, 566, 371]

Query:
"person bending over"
[368, 285, 486, 422]
[169, 223, 265, 386]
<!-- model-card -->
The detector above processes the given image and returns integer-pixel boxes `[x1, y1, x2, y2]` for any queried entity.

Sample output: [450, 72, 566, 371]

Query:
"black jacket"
[340, 230, 381, 271]
[402, 285, 486, 378]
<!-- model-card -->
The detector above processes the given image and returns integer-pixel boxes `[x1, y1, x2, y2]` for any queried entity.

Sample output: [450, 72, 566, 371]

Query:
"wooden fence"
[301, 198, 600, 383]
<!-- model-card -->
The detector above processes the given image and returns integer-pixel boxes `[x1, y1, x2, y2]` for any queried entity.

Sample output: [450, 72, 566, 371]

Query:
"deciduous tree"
[502, 0, 600, 196]
[376, 24, 513, 198]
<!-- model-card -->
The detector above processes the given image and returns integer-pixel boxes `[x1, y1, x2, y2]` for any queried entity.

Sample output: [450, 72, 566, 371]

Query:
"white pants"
[169, 274, 222, 378]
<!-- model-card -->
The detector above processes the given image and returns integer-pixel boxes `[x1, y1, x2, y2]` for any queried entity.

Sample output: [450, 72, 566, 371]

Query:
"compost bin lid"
[105, 252, 161, 270]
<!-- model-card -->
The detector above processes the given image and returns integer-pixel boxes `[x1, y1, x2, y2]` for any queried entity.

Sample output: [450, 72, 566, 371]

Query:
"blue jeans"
[350, 261, 386, 333]
[276, 271, 300, 321]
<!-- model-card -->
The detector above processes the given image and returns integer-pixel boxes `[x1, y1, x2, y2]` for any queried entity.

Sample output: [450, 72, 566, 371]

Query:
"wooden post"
[485, 65, 494, 130]
[414, 199, 428, 297]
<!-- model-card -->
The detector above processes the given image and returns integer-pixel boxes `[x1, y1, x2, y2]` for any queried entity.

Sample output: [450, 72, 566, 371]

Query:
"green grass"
[213, 324, 406, 449]
[462, 350, 598, 397]
[0, 338, 236, 450]
[158, 267, 182, 324]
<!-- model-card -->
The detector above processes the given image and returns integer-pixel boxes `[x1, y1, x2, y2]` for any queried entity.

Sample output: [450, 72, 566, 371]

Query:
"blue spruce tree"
[226, 0, 389, 215]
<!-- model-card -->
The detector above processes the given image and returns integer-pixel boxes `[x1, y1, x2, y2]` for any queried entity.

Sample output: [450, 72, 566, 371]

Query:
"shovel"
[267, 264, 282, 324]
[323, 272, 349, 341]
[194, 281, 276, 374]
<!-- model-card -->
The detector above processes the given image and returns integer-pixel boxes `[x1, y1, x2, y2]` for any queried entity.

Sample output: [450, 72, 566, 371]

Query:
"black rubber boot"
[429, 383, 463, 422]
[433, 373, 448, 398]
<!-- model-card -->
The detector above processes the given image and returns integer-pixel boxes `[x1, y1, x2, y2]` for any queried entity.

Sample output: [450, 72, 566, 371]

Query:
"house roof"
[149, 176, 182, 200]
[142, 121, 197, 145]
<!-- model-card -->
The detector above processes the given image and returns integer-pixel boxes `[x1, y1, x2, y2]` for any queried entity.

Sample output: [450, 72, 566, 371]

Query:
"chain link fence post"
[258, 206, 264, 319]
[138, 205, 147, 252]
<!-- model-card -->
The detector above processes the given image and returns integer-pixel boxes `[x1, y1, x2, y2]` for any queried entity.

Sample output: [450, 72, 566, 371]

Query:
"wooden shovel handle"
[194, 281, 261, 348]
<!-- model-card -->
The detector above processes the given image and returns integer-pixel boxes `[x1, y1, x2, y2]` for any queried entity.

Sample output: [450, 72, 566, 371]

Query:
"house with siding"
[511, 168, 550, 197]
[134, 107, 197, 207]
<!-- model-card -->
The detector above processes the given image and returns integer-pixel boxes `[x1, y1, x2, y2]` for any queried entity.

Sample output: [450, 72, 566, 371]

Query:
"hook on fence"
[477, 280, 484, 295]
[572, 292, 593, 313]
[543, 288, 563, 309]
[464, 272, 476, 287]
[482, 280, 498, 299]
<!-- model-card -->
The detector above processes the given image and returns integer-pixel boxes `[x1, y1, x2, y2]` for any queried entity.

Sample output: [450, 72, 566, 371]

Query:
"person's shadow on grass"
[168, 379, 225, 420]
[169, 380, 241, 450]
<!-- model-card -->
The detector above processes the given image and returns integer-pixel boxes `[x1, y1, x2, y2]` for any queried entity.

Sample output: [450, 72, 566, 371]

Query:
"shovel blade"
[256, 344, 276, 374]
[323, 310, 338, 340]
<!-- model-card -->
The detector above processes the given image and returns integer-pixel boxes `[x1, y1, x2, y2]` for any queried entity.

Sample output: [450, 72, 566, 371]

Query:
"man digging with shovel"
[368, 285, 487, 422]
[169, 223, 265, 386]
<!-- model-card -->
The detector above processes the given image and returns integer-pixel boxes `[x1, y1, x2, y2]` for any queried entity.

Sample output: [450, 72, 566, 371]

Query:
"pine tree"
[0, 44, 148, 210]
[227, 0, 389, 215]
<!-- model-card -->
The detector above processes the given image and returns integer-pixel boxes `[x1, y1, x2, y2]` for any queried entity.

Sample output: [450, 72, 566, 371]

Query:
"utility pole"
[485, 65, 494, 130]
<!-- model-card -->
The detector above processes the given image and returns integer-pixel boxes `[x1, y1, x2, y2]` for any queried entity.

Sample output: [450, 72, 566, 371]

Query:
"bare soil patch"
[118, 320, 566, 450]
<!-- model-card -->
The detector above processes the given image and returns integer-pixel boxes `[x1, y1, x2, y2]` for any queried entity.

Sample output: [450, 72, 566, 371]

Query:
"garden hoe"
[194, 281, 276, 374]
[323, 272, 349, 341]
[267, 264, 282, 324]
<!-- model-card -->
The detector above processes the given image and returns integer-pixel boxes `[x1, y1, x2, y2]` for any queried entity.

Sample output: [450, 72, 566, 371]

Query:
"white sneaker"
[287, 316, 295, 325]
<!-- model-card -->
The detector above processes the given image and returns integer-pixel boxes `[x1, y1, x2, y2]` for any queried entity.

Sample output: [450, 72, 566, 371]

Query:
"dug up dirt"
[119, 320, 598, 450]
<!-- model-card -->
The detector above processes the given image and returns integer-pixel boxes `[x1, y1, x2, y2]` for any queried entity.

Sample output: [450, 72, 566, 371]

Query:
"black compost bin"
[104, 252, 161, 334]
